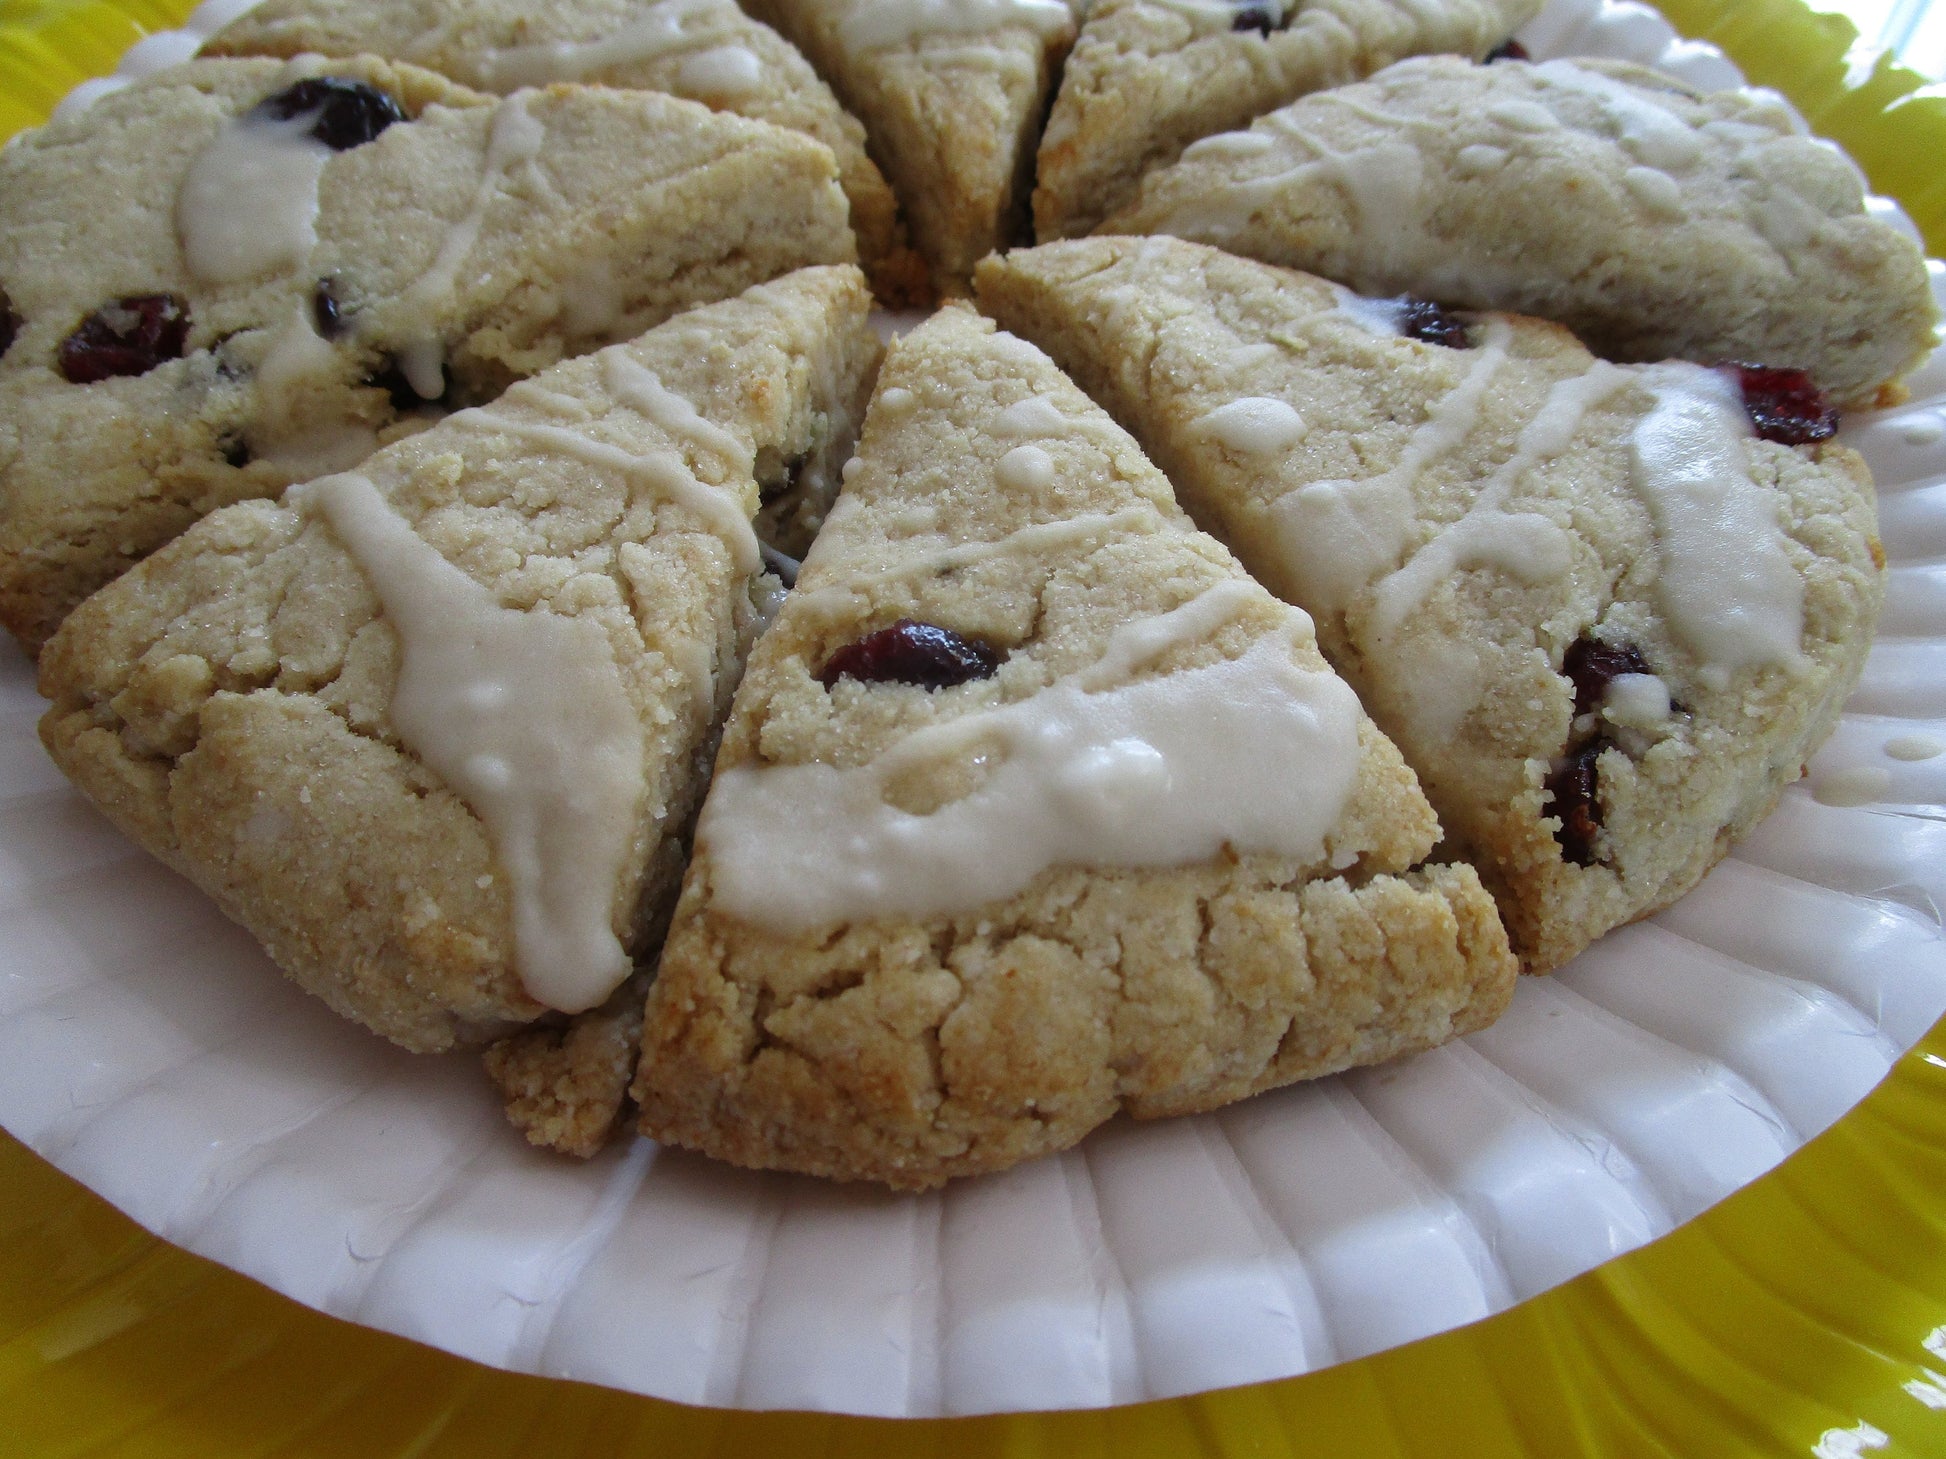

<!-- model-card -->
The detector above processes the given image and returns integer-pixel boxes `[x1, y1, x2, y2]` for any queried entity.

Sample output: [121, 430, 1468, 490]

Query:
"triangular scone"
[207, 0, 926, 304]
[0, 56, 856, 652]
[738, 0, 1079, 293]
[632, 305, 1516, 1189]
[1100, 56, 1938, 407]
[38, 269, 881, 1160]
[1033, 0, 1538, 241]
[977, 237, 1886, 971]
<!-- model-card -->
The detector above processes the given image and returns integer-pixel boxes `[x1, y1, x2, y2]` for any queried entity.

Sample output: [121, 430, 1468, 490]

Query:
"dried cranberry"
[1546, 740, 1605, 866]
[1230, 4, 1279, 35]
[1724, 363, 1837, 445]
[1485, 39, 1531, 62]
[1397, 297, 1470, 349]
[1563, 636, 1653, 719]
[57, 294, 190, 384]
[819, 620, 1002, 690]
[312, 277, 347, 339]
[253, 77, 405, 152]
[0, 288, 19, 359]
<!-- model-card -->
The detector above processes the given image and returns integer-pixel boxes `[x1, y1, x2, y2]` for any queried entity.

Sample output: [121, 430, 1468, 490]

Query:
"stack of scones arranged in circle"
[3, 0, 1935, 1184]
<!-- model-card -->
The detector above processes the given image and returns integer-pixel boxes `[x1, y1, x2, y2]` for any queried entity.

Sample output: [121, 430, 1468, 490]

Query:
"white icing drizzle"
[466, 0, 736, 87]
[1182, 130, 1277, 162]
[293, 472, 643, 1013]
[1629, 363, 1808, 687]
[699, 585, 1357, 932]
[178, 106, 330, 284]
[1622, 165, 1684, 218]
[1147, 0, 1290, 28]
[1602, 673, 1672, 729]
[1193, 397, 1308, 455]
[1531, 60, 1705, 173]
[997, 445, 1056, 492]
[395, 94, 547, 399]
[995, 395, 1072, 436]
[676, 43, 766, 96]
[837, 0, 1074, 53]
[1813, 765, 1892, 808]
[249, 303, 381, 477]
[1885, 734, 1945, 762]
[1268, 321, 1512, 614]
[1454, 143, 1508, 176]
[1327, 284, 1405, 337]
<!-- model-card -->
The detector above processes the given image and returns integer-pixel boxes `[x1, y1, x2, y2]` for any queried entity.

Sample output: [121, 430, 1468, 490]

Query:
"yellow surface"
[3, 2, 1946, 1454]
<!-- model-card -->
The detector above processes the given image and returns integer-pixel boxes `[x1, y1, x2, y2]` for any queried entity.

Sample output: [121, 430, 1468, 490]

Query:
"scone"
[977, 236, 1886, 971]
[1034, 0, 1539, 241]
[37, 267, 882, 1159]
[0, 54, 857, 651]
[632, 304, 1517, 1189]
[740, 0, 1079, 293]
[206, 0, 926, 304]
[1100, 56, 1938, 407]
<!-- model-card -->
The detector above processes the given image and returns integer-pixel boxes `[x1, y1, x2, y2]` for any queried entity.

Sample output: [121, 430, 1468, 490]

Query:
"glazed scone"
[1033, 0, 1539, 241]
[740, 0, 1079, 293]
[977, 237, 1886, 971]
[0, 55, 857, 652]
[632, 304, 1517, 1189]
[1100, 56, 1938, 407]
[207, 0, 926, 305]
[39, 266, 881, 1138]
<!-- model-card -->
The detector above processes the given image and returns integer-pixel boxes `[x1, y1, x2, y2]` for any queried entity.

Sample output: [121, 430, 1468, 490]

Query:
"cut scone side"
[1033, 0, 1540, 241]
[0, 55, 857, 653]
[205, 0, 928, 305]
[38, 267, 882, 1080]
[1098, 55, 1939, 408]
[976, 236, 1885, 973]
[632, 304, 1517, 1189]
[741, 0, 1079, 294]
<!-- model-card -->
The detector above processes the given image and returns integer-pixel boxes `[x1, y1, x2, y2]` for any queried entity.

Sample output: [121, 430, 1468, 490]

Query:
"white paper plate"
[3, 0, 1945, 1421]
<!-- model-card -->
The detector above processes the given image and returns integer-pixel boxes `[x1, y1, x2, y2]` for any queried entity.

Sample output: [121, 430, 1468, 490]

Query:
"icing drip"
[466, 0, 737, 87]
[1328, 284, 1406, 337]
[1885, 734, 1945, 762]
[395, 94, 547, 399]
[249, 303, 380, 476]
[699, 584, 1358, 932]
[1193, 397, 1307, 454]
[293, 472, 643, 1013]
[676, 44, 766, 96]
[178, 106, 330, 284]
[1603, 673, 1672, 729]
[1268, 321, 1512, 614]
[837, 0, 1075, 53]
[997, 445, 1056, 491]
[1629, 363, 1808, 687]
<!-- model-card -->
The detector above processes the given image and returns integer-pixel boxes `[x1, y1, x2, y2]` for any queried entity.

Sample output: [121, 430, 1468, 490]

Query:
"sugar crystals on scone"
[0, 54, 857, 651]
[633, 304, 1516, 1189]
[978, 236, 1885, 972]
[37, 267, 882, 1156]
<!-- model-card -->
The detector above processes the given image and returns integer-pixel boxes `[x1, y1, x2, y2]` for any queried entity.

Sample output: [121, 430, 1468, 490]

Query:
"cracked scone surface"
[0, 54, 856, 652]
[207, 0, 925, 305]
[37, 267, 882, 1065]
[740, 0, 1078, 293]
[1034, 0, 1539, 241]
[1102, 55, 1937, 407]
[632, 305, 1516, 1189]
[977, 236, 1885, 972]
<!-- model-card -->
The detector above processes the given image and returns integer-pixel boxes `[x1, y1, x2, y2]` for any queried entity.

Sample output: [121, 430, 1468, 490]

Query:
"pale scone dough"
[207, 0, 926, 305]
[1101, 56, 1938, 407]
[1034, 0, 1539, 241]
[741, 0, 1079, 294]
[37, 267, 881, 1149]
[632, 304, 1516, 1189]
[0, 55, 857, 651]
[977, 236, 1886, 971]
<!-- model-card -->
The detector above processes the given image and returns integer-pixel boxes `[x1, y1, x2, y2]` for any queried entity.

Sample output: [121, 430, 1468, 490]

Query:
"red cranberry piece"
[0, 288, 19, 359]
[1397, 297, 1470, 349]
[1546, 740, 1605, 866]
[312, 277, 347, 339]
[1724, 363, 1838, 445]
[58, 294, 190, 384]
[1563, 636, 1653, 719]
[1485, 39, 1531, 62]
[819, 620, 1002, 690]
[254, 77, 405, 152]
[1230, 4, 1278, 35]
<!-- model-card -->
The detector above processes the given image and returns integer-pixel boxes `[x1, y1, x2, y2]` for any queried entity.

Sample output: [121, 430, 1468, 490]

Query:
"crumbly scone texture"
[1100, 55, 1938, 407]
[1034, 0, 1539, 241]
[484, 972, 654, 1157]
[38, 266, 882, 1059]
[0, 56, 857, 653]
[740, 0, 1077, 293]
[632, 305, 1517, 1189]
[207, 0, 927, 306]
[977, 236, 1886, 971]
